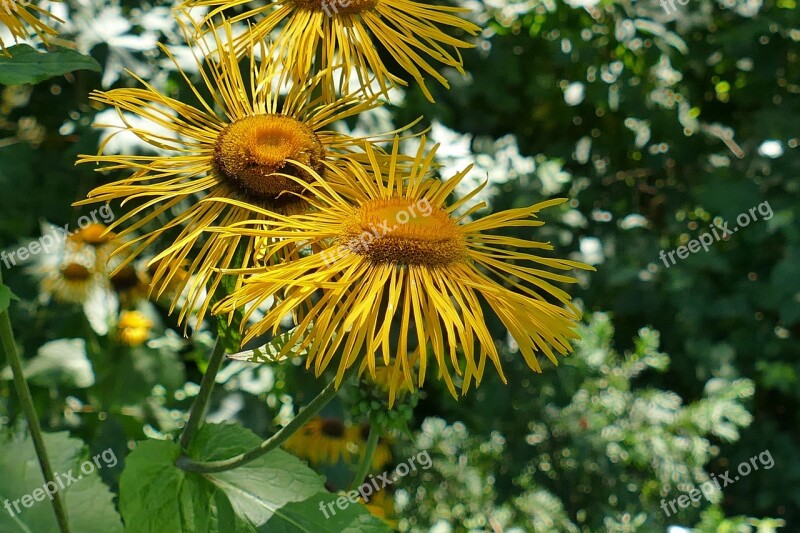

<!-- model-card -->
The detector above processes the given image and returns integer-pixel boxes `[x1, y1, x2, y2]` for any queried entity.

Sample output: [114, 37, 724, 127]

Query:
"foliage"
[0, 428, 122, 532]
[0, 45, 99, 86]
[119, 423, 387, 533]
[396, 314, 772, 531]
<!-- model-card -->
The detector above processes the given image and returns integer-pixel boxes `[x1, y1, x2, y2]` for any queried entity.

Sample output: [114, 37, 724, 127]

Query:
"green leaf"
[119, 423, 389, 533]
[0, 284, 19, 314]
[268, 493, 392, 533]
[212, 242, 247, 353]
[118, 440, 216, 533]
[0, 339, 95, 388]
[0, 429, 123, 532]
[227, 326, 309, 364]
[0, 45, 101, 86]
[216, 312, 243, 355]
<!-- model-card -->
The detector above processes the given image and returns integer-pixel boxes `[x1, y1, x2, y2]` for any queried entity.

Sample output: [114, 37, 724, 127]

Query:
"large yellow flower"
[183, 0, 479, 102]
[214, 138, 594, 399]
[0, 0, 60, 54]
[77, 21, 404, 327]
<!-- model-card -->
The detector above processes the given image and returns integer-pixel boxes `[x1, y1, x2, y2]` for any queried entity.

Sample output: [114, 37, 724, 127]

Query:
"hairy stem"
[0, 271, 71, 533]
[179, 339, 226, 450]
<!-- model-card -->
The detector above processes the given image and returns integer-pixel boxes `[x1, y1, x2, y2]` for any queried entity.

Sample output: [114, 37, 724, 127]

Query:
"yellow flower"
[117, 310, 153, 346]
[348, 424, 392, 471]
[76, 21, 403, 327]
[183, 0, 479, 102]
[361, 491, 395, 526]
[215, 138, 594, 400]
[39, 260, 97, 304]
[108, 262, 148, 306]
[0, 0, 61, 54]
[283, 416, 353, 465]
[69, 223, 118, 271]
[70, 223, 116, 248]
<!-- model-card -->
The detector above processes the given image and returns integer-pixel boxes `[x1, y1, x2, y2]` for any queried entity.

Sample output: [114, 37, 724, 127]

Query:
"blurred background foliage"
[0, 0, 797, 531]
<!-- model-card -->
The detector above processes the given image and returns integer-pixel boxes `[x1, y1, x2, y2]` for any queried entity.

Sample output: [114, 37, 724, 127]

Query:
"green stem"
[179, 339, 226, 450]
[351, 414, 379, 491]
[176, 371, 348, 473]
[0, 271, 71, 533]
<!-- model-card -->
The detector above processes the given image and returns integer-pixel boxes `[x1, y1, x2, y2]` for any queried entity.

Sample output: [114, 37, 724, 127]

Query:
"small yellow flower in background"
[40, 259, 97, 304]
[283, 416, 353, 465]
[70, 223, 116, 248]
[348, 423, 392, 471]
[70, 223, 118, 271]
[1, 85, 33, 113]
[215, 137, 593, 400]
[15, 115, 46, 147]
[27, 222, 120, 335]
[116, 310, 153, 346]
[108, 263, 148, 307]
[0, 0, 61, 54]
[29, 227, 100, 304]
[361, 491, 396, 525]
[183, 0, 479, 101]
[77, 20, 408, 328]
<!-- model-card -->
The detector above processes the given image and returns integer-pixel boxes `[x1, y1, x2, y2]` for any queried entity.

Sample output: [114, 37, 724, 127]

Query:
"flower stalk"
[350, 413, 379, 490]
[176, 368, 351, 473]
[179, 338, 226, 450]
[0, 270, 71, 533]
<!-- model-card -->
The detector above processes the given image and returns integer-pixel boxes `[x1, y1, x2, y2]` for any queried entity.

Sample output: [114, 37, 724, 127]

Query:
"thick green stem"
[179, 339, 226, 450]
[351, 414, 379, 491]
[0, 272, 71, 533]
[176, 371, 348, 473]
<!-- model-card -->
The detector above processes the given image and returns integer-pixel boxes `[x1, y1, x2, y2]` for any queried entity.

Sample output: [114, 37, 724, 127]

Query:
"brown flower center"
[320, 418, 346, 438]
[110, 265, 140, 292]
[61, 263, 91, 281]
[340, 198, 466, 267]
[293, 0, 378, 16]
[212, 115, 325, 207]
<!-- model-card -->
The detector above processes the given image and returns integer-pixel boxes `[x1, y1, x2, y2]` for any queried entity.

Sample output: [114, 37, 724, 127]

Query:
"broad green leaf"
[0, 284, 19, 314]
[0, 429, 123, 533]
[118, 439, 216, 533]
[0, 45, 101, 85]
[266, 493, 393, 533]
[190, 424, 389, 532]
[119, 423, 390, 533]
